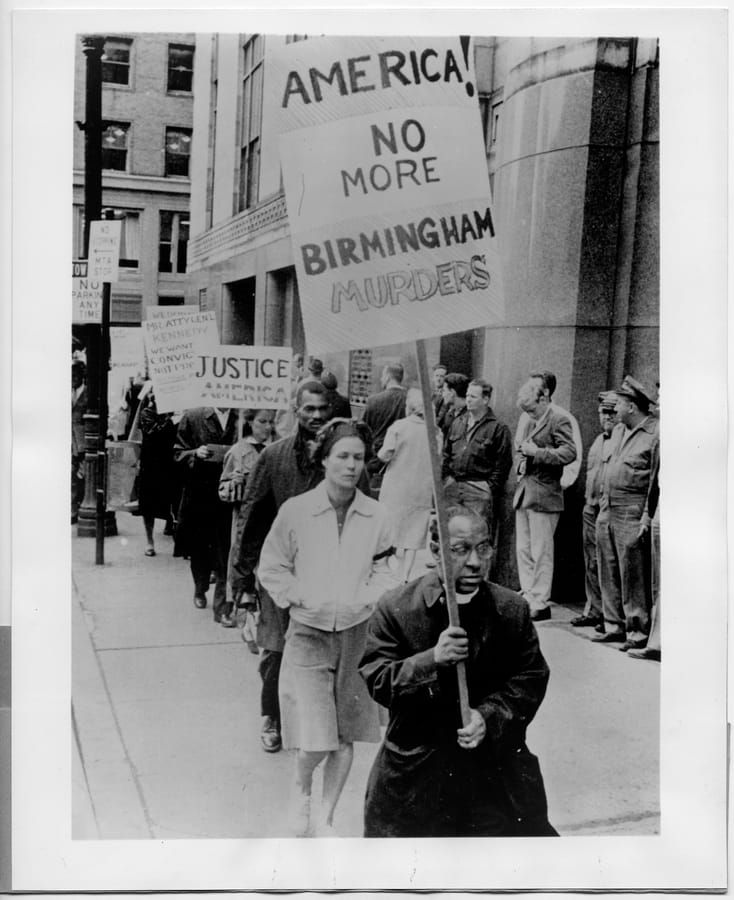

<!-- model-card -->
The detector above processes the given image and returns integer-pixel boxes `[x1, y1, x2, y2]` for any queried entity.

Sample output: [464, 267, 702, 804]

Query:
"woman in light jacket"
[258, 418, 396, 837]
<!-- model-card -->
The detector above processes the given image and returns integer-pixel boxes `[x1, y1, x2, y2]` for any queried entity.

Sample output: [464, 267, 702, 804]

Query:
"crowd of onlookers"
[71, 346, 660, 836]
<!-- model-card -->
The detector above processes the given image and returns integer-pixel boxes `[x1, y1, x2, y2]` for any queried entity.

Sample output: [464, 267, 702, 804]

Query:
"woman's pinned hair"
[311, 417, 373, 466]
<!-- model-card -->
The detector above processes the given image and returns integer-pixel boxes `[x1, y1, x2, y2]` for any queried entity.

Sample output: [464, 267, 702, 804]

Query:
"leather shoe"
[594, 622, 606, 634]
[627, 647, 661, 661]
[261, 717, 282, 753]
[193, 594, 207, 609]
[530, 607, 551, 621]
[570, 614, 602, 628]
[218, 613, 236, 628]
[619, 638, 648, 652]
[591, 631, 625, 643]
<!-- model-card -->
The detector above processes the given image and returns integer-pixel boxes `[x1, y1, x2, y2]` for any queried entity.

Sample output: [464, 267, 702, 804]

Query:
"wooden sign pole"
[415, 339, 470, 727]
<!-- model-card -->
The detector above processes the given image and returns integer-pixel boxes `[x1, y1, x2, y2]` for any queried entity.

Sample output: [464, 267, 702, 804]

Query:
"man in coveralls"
[359, 506, 556, 837]
[592, 376, 659, 650]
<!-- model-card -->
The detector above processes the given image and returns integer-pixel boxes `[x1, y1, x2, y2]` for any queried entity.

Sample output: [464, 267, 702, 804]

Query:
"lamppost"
[77, 34, 117, 556]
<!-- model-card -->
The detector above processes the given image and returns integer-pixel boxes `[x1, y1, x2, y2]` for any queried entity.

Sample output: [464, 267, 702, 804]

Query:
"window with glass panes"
[167, 43, 194, 92]
[238, 34, 264, 212]
[165, 128, 192, 177]
[102, 122, 130, 170]
[73, 206, 140, 267]
[102, 37, 132, 85]
[159, 211, 189, 273]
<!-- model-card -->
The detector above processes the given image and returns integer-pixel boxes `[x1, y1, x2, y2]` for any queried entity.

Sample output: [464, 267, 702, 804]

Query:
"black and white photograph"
[6, 4, 728, 894]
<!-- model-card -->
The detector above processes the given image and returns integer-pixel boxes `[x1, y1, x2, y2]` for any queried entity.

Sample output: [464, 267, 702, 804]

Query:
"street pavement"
[72, 513, 660, 839]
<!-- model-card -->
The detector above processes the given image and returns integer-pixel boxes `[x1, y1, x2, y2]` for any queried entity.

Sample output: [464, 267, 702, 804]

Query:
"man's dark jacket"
[359, 573, 556, 837]
[362, 385, 406, 472]
[441, 407, 513, 497]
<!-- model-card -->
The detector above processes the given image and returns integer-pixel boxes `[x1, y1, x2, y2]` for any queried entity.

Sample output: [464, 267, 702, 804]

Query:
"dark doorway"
[225, 277, 256, 345]
[440, 330, 474, 376]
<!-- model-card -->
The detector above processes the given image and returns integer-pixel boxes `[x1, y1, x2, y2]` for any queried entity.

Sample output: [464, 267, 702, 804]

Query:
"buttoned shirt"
[584, 431, 614, 508]
[600, 416, 659, 512]
[258, 482, 397, 632]
[442, 408, 513, 496]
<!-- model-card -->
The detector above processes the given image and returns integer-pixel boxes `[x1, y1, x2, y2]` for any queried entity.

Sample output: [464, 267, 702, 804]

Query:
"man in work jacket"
[442, 378, 513, 546]
[592, 376, 659, 650]
[570, 391, 618, 629]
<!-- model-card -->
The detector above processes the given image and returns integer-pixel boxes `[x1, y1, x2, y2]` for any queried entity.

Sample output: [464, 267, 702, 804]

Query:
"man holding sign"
[359, 506, 556, 837]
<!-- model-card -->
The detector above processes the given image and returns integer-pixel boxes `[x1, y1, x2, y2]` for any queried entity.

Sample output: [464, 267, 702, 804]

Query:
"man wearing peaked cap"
[570, 391, 617, 629]
[615, 376, 657, 412]
[592, 375, 659, 650]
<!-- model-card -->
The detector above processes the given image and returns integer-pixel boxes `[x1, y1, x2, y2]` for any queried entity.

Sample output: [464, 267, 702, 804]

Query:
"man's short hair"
[530, 370, 557, 398]
[433, 362, 447, 373]
[383, 362, 404, 383]
[468, 378, 493, 400]
[296, 379, 328, 407]
[444, 373, 470, 398]
[429, 505, 489, 544]
[321, 371, 338, 391]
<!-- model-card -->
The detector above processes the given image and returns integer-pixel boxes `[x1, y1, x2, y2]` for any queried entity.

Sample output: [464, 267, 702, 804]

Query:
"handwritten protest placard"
[145, 304, 200, 321]
[195, 346, 292, 410]
[142, 311, 219, 412]
[267, 35, 504, 355]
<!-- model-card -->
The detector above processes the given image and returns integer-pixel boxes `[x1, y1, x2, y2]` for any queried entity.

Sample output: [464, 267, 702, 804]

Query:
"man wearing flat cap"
[571, 391, 618, 629]
[593, 376, 659, 650]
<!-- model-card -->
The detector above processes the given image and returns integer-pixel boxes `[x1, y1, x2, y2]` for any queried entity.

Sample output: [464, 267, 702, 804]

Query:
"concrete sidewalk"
[72, 513, 660, 839]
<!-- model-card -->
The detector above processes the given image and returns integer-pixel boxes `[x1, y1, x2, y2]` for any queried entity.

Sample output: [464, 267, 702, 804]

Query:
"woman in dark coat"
[137, 383, 179, 556]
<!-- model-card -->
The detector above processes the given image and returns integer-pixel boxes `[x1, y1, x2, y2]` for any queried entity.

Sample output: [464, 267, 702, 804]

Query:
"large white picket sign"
[268, 35, 504, 355]
[141, 311, 220, 412]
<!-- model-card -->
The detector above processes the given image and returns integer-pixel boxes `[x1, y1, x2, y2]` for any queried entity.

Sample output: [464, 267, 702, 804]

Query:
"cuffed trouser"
[646, 510, 661, 653]
[514, 509, 560, 611]
[190, 545, 232, 616]
[581, 503, 603, 618]
[595, 504, 650, 642]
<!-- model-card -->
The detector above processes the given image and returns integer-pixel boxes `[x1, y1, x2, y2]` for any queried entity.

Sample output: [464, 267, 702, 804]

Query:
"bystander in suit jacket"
[362, 386, 407, 472]
[513, 408, 577, 513]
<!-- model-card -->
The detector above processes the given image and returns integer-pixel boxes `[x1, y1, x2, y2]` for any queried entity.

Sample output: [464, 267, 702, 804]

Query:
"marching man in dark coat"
[359, 506, 557, 838]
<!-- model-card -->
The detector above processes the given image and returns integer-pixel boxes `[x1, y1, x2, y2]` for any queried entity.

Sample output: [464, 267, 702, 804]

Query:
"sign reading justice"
[268, 35, 504, 355]
[195, 346, 292, 410]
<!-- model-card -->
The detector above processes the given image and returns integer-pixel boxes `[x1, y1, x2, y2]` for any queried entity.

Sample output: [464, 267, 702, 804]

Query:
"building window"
[165, 127, 192, 177]
[74, 207, 140, 266]
[158, 296, 185, 306]
[159, 211, 189, 273]
[101, 37, 132, 85]
[491, 101, 502, 145]
[102, 122, 129, 170]
[167, 43, 194, 92]
[198, 288, 207, 310]
[285, 35, 308, 44]
[238, 35, 264, 211]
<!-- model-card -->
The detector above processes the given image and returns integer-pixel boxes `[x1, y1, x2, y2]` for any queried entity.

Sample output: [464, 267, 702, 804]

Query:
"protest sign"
[268, 35, 504, 355]
[195, 346, 292, 410]
[71, 260, 103, 324]
[145, 304, 200, 321]
[88, 219, 122, 283]
[141, 311, 219, 412]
